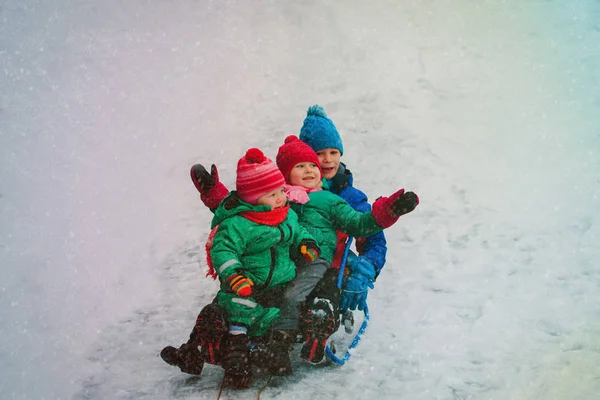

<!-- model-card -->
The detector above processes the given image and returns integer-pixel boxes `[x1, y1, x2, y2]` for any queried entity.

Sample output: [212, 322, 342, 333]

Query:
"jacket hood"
[211, 191, 273, 228]
[326, 162, 353, 194]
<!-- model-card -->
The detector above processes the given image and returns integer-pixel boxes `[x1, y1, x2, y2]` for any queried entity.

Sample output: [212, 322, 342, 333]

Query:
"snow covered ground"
[2, 0, 599, 399]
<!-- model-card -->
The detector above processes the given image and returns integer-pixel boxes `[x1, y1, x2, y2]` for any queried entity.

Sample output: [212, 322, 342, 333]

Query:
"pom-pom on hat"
[299, 105, 344, 155]
[236, 148, 285, 204]
[276, 135, 322, 184]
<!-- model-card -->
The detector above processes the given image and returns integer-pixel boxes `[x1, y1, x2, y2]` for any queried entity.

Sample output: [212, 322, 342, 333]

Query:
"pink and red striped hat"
[236, 148, 285, 204]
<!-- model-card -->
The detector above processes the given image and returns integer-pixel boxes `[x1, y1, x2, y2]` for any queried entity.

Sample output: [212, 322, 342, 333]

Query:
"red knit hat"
[276, 135, 322, 184]
[236, 148, 285, 204]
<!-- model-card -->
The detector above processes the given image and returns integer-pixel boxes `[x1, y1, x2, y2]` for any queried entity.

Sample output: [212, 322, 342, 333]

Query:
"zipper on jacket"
[256, 247, 276, 291]
[266, 247, 277, 287]
[255, 226, 285, 292]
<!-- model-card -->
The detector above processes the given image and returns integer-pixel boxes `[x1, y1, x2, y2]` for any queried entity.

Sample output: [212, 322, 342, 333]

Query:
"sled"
[324, 237, 371, 365]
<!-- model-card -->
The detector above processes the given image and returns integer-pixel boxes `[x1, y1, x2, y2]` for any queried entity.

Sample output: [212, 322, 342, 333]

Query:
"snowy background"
[2, 0, 599, 399]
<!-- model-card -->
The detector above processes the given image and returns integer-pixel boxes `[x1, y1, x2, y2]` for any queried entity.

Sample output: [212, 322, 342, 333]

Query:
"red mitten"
[190, 164, 229, 210]
[372, 189, 419, 228]
[371, 188, 404, 228]
[201, 182, 229, 210]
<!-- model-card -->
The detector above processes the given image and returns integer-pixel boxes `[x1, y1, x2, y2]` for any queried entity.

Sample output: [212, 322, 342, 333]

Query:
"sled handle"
[326, 237, 369, 365]
[336, 237, 354, 289]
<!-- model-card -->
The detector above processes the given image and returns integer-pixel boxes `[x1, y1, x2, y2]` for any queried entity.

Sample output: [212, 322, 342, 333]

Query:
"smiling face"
[256, 186, 287, 209]
[315, 148, 341, 179]
[289, 162, 322, 189]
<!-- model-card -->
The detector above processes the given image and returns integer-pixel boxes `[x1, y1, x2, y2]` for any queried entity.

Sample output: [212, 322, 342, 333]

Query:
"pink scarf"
[240, 204, 290, 226]
[284, 184, 322, 204]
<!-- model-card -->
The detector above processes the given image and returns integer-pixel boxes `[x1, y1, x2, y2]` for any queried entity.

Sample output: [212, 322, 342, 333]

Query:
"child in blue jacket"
[161, 105, 401, 372]
[299, 104, 388, 313]
[194, 105, 389, 312]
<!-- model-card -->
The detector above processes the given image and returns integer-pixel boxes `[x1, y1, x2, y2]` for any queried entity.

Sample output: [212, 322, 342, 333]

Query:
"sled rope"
[216, 373, 226, 400]
[257, 375, 273, 400]
[325, 237, 371, 365]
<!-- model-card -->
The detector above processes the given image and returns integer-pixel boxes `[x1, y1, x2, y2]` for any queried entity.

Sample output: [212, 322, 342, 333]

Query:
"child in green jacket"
[162, 140, 417, 375]
[275, 135, 419, 364]
[163, 148, 320, 388]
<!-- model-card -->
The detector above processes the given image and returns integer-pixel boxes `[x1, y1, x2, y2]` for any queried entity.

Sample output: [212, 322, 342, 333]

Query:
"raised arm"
[190, 164, 230, 211]
[331, 188, 419, 312]
[337, 186, 387, 274]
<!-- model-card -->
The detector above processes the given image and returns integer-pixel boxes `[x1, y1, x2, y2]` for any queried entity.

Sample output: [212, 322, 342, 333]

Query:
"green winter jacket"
[290, 188, 384, 264]
[210, 192, 313, 293]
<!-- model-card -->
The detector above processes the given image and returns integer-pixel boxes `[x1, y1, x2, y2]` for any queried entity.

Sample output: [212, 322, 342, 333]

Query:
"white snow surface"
[1, 0, 599, 399]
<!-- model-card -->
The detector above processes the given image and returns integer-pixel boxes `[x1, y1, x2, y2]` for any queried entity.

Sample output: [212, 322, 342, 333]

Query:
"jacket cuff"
[371, 196, 399, 229]
[201, 182, 229, 210]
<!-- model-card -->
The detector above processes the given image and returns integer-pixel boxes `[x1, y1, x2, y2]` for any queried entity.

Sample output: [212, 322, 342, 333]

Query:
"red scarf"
[240, 204, 290, 226]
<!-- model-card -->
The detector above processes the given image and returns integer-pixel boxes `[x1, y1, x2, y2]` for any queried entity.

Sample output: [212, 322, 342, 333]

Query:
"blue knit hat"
[299, 105, 344, 155]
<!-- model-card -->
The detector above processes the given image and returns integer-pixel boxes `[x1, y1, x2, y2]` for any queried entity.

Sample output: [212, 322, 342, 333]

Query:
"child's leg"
[248, 278, 331, 376]
[222, 331, 252, 389]
[160, 299, 225, 375]
[275, 259, 329, 332]
[300, 268, 341, 364]
[305, 267, 342, 310]
[194, 302, 228, 365]
[218, 290, 282, 388]
[249, 329, 296, 376]
[216, 292, 280, 338]
[160, 342, 204, 375]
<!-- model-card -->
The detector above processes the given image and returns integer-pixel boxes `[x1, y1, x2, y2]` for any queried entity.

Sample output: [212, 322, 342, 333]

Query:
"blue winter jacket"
[326, 163, 387, 275]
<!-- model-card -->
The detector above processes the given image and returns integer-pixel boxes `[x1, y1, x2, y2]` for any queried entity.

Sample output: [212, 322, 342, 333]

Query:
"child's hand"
[340, 273, 374, 312]
[190, 163, 219, 194]
[391, 191, 419, 217]
[191, 163, 230, 210]
[299, 239, 320, 262]
[227, 273, 254, 297]
[340, 256, 377, 311]
[371, 188, 419, 228]
[348, 256, 377, 280]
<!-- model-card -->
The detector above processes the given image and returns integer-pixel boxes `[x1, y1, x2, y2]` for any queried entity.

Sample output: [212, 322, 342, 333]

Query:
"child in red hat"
[162, 148, 319, 388]
[164, 137, 418, 374]
[275, 135, 418, 363]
